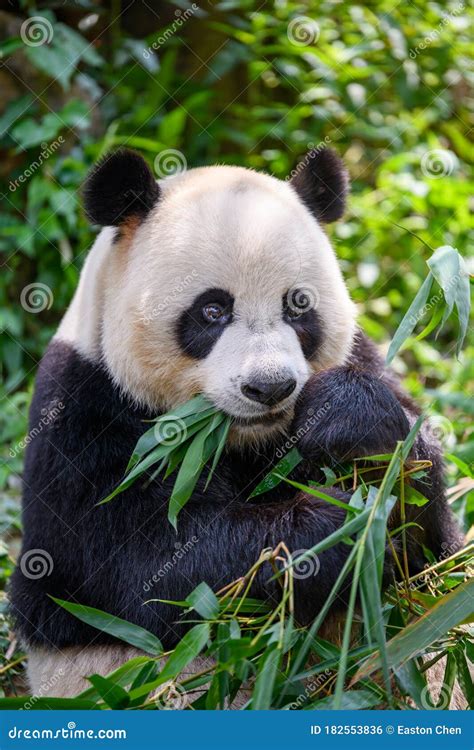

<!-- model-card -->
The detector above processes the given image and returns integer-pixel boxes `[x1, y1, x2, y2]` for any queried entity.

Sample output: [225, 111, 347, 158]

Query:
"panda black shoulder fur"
[11, 148, 462, 698]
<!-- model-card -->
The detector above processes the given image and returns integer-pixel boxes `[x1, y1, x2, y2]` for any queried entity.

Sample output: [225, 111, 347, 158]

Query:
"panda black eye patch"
[282, 290, 323, 360]
[177, 288, 234, 359]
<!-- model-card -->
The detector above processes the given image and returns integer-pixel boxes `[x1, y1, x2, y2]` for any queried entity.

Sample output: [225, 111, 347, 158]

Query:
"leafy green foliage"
[100, 395, 232, 529]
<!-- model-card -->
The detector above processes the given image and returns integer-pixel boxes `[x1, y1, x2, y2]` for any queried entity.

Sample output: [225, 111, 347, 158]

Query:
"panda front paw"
[291, 367, 410, 464]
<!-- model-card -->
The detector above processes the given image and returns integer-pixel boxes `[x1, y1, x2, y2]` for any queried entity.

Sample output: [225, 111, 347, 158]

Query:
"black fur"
[290, 147, 348, 223]
[82, 149, 160, 227]
[177, 288, 234, 359]
[10, 332, 461, 652]
[293, 367, 410, 463]
[282, 304, 323, 359]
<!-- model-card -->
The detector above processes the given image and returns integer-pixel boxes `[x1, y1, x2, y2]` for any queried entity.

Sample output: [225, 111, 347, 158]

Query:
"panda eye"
[283, 289, 313, 322]
[202, 303, 231, 324]
[285, 306, 302, 321]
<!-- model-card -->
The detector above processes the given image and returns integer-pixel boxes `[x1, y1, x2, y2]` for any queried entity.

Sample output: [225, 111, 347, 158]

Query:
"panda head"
[81, 147, 356, 441]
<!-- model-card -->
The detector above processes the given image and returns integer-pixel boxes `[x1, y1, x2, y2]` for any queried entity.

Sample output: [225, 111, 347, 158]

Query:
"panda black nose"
[241, 377, 297, 406]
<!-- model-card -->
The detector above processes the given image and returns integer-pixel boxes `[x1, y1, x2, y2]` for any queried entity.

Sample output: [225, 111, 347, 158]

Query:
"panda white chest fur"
[11, 147, 462, 699]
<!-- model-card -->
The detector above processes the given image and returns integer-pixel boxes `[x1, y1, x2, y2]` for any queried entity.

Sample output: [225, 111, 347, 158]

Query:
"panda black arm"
[291, 330, 462, 562]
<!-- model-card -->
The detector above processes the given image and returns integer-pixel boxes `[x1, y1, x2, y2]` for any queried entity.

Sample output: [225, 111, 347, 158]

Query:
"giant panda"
[11, 147, 462, 700]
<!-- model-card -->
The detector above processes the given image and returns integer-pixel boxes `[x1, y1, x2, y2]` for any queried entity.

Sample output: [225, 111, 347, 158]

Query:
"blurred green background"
[0, 0, 473, 666]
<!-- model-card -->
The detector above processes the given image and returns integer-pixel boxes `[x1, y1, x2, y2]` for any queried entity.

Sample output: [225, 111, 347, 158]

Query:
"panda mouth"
[232, 409, 287, 427]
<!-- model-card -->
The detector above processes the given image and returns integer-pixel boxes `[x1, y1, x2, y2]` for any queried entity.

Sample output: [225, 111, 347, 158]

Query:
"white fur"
[27, 645, 468, 709]
[55, 165, 356, 440]
[27, 646, 250, 707]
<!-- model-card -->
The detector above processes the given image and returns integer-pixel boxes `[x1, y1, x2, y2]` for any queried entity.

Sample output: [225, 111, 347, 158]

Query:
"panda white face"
[60, 149, 356, 442]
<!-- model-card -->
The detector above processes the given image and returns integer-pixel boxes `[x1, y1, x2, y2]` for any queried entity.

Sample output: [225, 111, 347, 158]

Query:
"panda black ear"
[82, 149, 160, 227]
[290, 147, 348, 223]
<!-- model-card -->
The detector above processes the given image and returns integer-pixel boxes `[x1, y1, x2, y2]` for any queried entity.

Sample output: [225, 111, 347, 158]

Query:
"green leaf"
[168, 414, 225, 529]
[204, 416, 232, 490]
[454, 648, 474, 709]
[129, 623, 210, 700]
[50, 597, 163, 655]
[306, 689, 381, 710]
[386, 273, 433, 364]
[187, 582, 219, 619]
[352, 578, 474, 682]
[395, 658, 429, 708]
[276, 508, 371, 577]
[251, 644, 281, 709]
[249, 447, 303, 497]
[87, 674, 130, 709]
[281, 477, 360, 514]
[77, 657, 153, 700]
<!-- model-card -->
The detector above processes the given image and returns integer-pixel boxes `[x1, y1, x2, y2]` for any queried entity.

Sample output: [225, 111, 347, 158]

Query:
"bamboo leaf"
[128, 623, 210, 700]
[167, 413, 225, 529]
[249, 447, 303, 497]
[87, 674, 130, 709]
[352, 579, 474, 682]
[386, 273, 433, 364]
[281, 476, 360, 514]
[187, 582, 219, 619]
[50, 597, 163, 655]
[204, 416, 232, 489]
[251, 644, 281, 709]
